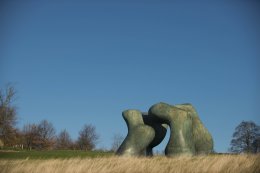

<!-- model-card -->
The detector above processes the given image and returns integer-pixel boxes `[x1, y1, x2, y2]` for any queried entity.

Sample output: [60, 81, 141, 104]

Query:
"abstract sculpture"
[116, 102, 213, 156]
[116, 110, 155, 156]
[174, 104, 213, 155]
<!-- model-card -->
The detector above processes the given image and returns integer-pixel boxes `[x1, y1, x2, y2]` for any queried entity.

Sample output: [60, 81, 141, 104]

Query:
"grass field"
[0, 150, 113, 159]
[0, 150, 259, 173]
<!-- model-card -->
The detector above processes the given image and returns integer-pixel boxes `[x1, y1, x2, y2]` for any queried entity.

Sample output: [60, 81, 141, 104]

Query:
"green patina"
[117, 102, 213, 157]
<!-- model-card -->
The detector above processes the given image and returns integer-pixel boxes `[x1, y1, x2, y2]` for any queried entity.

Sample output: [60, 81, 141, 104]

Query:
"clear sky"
[1, 0, 259, 152]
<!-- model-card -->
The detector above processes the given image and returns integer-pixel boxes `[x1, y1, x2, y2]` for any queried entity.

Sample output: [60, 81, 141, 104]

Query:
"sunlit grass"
[0, 154, 259, 173]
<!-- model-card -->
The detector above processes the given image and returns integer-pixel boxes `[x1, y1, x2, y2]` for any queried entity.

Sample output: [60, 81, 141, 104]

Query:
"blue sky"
[1, 0, 259, 152]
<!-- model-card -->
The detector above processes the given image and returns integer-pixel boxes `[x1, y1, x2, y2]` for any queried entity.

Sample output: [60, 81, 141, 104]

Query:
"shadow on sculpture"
[116, 110, 168, 156]
[142, 112, 168, 156]
[116, 102, 213, 157]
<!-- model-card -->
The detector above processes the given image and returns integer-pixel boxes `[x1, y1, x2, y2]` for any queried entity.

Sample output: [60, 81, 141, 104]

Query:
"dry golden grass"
[0, 154, 259, 173]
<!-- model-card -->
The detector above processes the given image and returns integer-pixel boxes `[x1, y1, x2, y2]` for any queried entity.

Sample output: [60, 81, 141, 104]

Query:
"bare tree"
[111, 133, 124, 152]
[22, 120, 56, 150]
[229, 121, 260, 153]
[77, 124, 98, 151]
[56, 129, 73, 150]
[37, 120, 56, 150]
[22, 123, 39, 150]
[0, 84, 17, 146]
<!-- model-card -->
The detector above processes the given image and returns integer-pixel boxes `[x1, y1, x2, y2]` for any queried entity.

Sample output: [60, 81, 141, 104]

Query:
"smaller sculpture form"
[116, 110, 167, 156]
[116, 102, 213, 156]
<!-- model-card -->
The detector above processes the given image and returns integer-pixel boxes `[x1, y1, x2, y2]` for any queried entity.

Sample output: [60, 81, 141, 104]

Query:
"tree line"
[22, 120, 98, 150]
[0, 85, 98, 150]
[0, 84, 259, 153]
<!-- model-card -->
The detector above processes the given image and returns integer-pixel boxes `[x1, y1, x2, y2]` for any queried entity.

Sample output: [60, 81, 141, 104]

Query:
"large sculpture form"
[174, 104, 213, 155]
[116, 102, 213, 157]
[149, 103, 213, 156]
